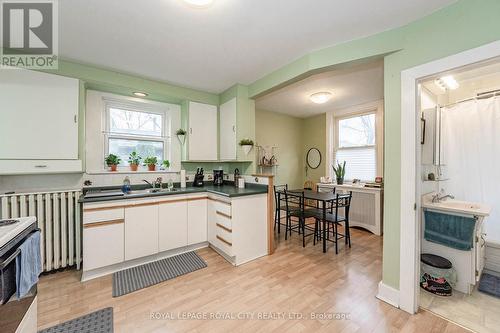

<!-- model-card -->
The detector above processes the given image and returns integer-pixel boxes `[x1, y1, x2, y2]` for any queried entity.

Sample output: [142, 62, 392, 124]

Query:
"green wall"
[251, 0, 500, 289]
[302, 114, 327, 185]
[255, 109, 304, 189]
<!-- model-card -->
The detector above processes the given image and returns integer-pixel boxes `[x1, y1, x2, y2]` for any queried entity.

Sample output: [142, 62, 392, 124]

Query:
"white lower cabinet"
[83, 222, 124, 271]
[159, 200, 188, 252]
[125, 205, 159, 261]
[187, 198, 208, 245]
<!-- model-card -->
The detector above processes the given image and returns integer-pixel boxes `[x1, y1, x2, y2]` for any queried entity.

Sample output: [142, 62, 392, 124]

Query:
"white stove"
[0, 217, 36, 248]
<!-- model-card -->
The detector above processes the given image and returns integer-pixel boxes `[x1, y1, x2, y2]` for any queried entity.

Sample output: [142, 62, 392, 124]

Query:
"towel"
[424, 210, 476, 251]
[15, 231, 42, 298]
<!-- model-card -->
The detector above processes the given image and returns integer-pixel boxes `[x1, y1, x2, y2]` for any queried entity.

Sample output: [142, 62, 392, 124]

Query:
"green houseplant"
[144, 156, 158, 171]
[239, 138, 254, 155]
[105, 154, 121, 172]
[332, 161, 346, 185]
[161, 160, 170, 170]
[176, 128, 187, 145]
[128, 151, 142, 171]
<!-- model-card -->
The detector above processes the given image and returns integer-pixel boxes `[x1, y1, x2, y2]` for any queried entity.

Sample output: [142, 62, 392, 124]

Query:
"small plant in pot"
[105, 154, 121, 172]
[239, 138, 254, 155]
[144, 156, 158, 171]
[332, 161, 346, 185]
[176, 129, 187, 145]
[161, 160, 170, 170]
[128, 151, 142, 171]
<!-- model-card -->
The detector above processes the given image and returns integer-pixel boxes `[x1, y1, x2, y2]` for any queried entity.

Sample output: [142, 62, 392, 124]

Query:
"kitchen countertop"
[79, 182, 268, 204]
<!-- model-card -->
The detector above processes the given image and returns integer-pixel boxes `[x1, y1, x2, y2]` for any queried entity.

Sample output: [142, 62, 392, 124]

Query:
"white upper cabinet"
[188, 101, 218, 161]
[219, 98, 237, 161]
[0, 69, 79, 160]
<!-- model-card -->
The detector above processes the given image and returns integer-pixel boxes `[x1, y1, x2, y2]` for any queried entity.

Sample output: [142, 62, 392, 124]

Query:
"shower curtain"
[441, 96, 500, 243]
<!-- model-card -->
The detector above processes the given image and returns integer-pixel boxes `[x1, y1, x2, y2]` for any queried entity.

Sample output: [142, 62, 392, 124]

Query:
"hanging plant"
[176, 128, 187, 145]
[239, 138, 254, 155]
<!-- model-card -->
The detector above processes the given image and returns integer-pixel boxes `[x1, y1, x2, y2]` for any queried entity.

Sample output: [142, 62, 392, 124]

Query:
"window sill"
[86, 169, 180, 175]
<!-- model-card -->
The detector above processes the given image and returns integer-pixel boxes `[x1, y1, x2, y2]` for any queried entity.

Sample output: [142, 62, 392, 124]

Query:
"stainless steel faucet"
[431, 190, 455, 203]
[142, 179, 154, 188]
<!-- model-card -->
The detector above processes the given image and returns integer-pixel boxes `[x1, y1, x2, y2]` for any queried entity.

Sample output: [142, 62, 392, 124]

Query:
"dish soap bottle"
[122, 176, 131, 194]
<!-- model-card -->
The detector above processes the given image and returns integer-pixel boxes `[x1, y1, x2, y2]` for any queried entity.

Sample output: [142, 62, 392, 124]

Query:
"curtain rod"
[441, 89, 500, 108]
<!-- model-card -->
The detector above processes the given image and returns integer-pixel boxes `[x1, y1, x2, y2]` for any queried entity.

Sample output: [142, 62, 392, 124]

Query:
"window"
[105, 102, 169, 168]
[335, 113, 376, 181]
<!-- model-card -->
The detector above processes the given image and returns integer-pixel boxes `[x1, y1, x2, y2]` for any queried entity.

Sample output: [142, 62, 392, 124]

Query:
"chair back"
[283, 189, 305, 217]
[334, 191, 353, 218]
[273, 184, 288, 208]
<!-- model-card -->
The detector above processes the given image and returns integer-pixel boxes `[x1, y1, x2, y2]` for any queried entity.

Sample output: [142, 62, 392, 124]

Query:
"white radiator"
[0, 190, 82, 272]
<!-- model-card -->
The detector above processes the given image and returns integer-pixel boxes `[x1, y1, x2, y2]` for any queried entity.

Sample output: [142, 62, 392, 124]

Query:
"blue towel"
[15, 231, 42, 298]
[424, 210, 476, 251]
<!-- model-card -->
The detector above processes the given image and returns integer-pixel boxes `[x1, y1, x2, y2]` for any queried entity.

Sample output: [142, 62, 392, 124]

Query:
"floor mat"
[38, 308, 113, 333]
[112, 251, 207, 297]
[478, 273, 500, 298]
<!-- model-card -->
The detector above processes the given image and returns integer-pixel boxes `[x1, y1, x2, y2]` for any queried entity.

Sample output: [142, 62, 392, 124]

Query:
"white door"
[0, 69, 79, 160]
[188, 102, 218, 161]
[125, 205, 159, 260]
[158, 200, 188, 252]
[187, 198, 208, 245]
[219, 98, 237, 160]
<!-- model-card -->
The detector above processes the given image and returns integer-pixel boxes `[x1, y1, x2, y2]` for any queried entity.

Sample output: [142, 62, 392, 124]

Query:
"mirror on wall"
[306, 148, 322, 169]
[421, 106, 442, 166]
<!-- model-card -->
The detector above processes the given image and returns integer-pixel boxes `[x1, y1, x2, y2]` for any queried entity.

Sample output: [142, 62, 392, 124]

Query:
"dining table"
[282, 189, 349, 253]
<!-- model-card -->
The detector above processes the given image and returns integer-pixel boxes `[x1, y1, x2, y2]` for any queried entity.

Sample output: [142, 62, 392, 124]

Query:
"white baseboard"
[376, 281, 400, 308]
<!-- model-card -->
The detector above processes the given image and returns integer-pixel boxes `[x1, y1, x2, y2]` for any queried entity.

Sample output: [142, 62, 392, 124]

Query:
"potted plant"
[176, 129, 187, 145]
[144, 156, 158, 171]
[105, 154, 121, 172]
[161, 160, 170, 170]
[239, 138, 254, 155]
[128, 151, 142, 171]
[332, 161, 346, 185]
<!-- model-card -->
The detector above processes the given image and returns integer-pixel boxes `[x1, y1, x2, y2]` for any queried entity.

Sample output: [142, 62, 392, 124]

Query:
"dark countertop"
[79, 182, 268, 204]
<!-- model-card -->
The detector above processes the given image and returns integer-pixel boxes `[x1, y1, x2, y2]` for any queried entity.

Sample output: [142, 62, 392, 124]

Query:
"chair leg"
[346, 220, 351, 248]
[277, 209, 281, 234]
[302, 219, 306, 248]
[285, 214, 289, 240]
[334, 223, 338, 255]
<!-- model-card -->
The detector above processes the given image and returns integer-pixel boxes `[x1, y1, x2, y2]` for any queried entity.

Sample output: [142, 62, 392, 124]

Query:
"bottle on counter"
[121, 176, 131, 194]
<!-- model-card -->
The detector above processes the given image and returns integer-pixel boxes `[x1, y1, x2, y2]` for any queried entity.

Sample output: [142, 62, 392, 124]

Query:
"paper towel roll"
[180, 170, 186, 188]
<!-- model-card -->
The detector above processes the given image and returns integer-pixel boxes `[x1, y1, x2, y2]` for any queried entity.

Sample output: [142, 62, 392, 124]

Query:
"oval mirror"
[306, 148, 322, 169]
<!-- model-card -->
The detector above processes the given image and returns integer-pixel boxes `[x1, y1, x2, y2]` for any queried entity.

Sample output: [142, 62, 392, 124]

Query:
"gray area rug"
[112, 251, 207, 297]
[38, 308, 113, 333]
[478, 273, 500, 298]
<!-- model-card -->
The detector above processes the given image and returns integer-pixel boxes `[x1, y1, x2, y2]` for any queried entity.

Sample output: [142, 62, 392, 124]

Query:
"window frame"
[328, 101, 384, 183]
[103, 98, 172, 170]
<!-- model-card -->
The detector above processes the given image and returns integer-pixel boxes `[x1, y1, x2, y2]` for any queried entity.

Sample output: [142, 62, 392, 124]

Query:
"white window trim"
[102, 96, 172, 171]
[326, 100, 384, 181]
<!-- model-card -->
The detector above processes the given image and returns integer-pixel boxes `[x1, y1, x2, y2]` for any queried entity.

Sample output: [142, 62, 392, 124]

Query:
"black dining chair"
[273, 184, 288, 234]
[283, 190, 317, 247]
[312, 191, 352, 254]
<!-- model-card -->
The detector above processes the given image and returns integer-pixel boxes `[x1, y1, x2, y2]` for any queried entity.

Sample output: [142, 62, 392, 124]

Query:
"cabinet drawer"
[215, 211, 232, 232]
[0, 159, 82, 175]
[83, 221, 124, 271]
[83, 207, 124, 224]
[213, 234, 233, 256]
[216, 224, 232, 243]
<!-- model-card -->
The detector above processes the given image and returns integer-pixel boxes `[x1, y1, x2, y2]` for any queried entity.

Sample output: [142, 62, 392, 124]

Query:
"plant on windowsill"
[128, 151, 142, 171]
[105, 154, 121, 172]
[176, 129, 187, 145]
[161, 160, 170, 171]
[332, 161, 346, 185]
[239, 138, 254, 156]
[144, 156, 158, 171]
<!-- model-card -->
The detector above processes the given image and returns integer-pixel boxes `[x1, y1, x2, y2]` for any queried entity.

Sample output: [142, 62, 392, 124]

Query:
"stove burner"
[0, 219, 20, 227]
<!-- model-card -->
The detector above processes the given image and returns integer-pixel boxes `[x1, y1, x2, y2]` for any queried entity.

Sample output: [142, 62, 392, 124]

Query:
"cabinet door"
[83, 221, 124, 271]
[188, 102, 218, 161]
[187, 198, 208, 245]
[207, 200, 217, 244]
[125, 205, 159, 260]
[219, 98, 237, 160]
[158, 200, 188, 252]
[0, 69, 79, 160]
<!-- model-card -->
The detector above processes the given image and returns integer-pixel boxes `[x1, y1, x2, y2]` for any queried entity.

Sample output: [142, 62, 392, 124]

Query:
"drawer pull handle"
[217, 235, 232, 246]
[216, 223, 232, 233]
[84, 219, 124, 228]
[35, 165, 48, 168]
[216, 211, 231, 219]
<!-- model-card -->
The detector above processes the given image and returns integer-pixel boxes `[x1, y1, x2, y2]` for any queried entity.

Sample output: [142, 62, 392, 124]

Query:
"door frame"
[399, 40, 500, 314]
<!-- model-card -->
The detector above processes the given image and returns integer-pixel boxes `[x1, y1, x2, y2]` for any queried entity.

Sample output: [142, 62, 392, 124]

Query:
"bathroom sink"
[438, 201, 481, 210]
[421, 194, 491, 217]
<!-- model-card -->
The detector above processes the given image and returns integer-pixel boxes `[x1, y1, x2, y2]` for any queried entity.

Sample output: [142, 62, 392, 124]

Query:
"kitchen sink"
[128, 188, 178, 195]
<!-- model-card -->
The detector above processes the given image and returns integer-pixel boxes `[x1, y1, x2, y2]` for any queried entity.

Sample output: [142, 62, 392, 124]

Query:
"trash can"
[420, 253, 456, 296]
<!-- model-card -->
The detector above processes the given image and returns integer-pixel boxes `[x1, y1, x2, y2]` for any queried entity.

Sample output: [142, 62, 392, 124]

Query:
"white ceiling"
[59, 0, 456, 93]
[255, 61, 384, 118]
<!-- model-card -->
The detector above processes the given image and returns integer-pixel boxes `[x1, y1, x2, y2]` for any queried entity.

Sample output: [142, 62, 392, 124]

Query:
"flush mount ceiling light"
[435, 75, 459, 91]
[310, 92, 333, 104]
[182, 0, 214, 7]
[133, 92, 148, 97]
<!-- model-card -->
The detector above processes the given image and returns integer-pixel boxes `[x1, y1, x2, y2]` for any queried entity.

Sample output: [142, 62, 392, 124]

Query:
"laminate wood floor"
[38, 228, 469, 332]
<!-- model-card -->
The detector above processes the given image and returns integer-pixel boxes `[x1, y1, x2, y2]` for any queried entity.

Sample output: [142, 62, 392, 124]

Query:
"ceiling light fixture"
[435, 75, 459, 90]
[182, 0, 214, 7]
[310, 92, 333, 104]
[133, 92, 148, 97]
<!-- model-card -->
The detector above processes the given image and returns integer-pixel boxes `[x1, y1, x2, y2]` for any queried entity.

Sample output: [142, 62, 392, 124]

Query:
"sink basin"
[128, 188, 178, 195]
[421, 193, 491, 217]
[438, 201, 481, 210]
